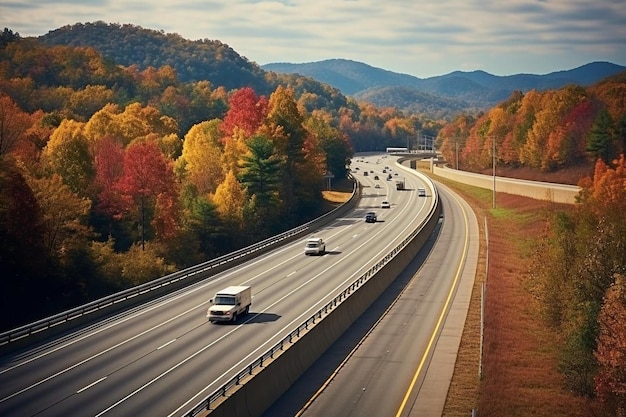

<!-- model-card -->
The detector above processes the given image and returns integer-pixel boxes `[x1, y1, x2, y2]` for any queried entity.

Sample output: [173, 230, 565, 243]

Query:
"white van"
[207, 286, 252, 323]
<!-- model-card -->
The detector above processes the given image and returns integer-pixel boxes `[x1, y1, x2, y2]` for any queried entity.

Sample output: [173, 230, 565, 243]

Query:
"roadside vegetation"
[423, 155, 626, 417]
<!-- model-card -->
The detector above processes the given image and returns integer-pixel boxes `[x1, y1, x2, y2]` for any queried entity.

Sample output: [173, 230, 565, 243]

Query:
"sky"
[2, 0, 626, 78]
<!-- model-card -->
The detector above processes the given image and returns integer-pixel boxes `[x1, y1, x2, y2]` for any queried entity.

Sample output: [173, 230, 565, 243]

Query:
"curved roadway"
[0, 154, 437, 417]
[264, 166, 479, 417]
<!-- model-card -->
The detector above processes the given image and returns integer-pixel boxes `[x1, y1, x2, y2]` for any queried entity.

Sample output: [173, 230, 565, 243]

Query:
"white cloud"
[1, 0, 624, 77]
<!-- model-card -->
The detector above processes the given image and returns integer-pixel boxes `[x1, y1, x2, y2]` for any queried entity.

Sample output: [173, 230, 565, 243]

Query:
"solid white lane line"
[77, 377, 107, 394]
[157, 339, 177, 350]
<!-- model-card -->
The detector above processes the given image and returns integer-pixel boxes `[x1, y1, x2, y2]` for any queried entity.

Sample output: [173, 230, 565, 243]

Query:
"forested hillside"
[437, 72, 626, 174]
[39, 22, 268, 92]
[0, 25, 440, 331]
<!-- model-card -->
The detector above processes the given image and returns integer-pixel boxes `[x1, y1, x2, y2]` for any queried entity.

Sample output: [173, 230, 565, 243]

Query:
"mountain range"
[31, 22, 625, 120]
[262, 59, 625, 118]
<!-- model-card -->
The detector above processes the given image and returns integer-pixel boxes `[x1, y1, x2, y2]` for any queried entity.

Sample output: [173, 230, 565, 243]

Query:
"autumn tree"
[462, 115, 491, 170]
[83, 102, 178, 147]
[546, 99, 596, 168]
[595, 274, 626, 415]
[185, 80, 228, 132]
[91, 135, 131, 249]
[519, 86, 587, 170]
[437, 114, 473, 169]
[220, 87, 268, 138]
[383, 117, 415, 149]
[213, 169, 246, 246]
[178, 119, 225, 195]
[305, 114, 352, 180]
[117, 140, 178, 250]
[67, 85, 116, 120]
[27, 173, 92, 260]
[42, 119, 95, 197]
[116, 242, 177, 286]
[0, 94, 34, 157]
[263, 85, 310, 223]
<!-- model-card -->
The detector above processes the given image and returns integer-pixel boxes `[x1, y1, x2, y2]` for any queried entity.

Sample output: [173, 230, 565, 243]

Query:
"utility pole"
[492, 136, 496, 209]
[455, 137, 459, 170]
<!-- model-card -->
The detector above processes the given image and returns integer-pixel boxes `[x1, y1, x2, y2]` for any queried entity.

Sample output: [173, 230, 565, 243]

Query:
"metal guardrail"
[183, 172, 439, 416]
[0, 182, 359, 348]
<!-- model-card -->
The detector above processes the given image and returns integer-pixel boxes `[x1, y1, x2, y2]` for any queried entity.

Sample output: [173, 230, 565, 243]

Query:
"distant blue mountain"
[262, 59, 625, 117]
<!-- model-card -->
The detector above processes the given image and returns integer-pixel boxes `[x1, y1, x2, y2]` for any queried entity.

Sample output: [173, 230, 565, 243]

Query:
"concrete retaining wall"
[432, 163, 580, 204]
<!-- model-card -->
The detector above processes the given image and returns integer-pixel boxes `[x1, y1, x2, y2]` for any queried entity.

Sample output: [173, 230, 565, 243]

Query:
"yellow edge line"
[395, 191, 470, 417]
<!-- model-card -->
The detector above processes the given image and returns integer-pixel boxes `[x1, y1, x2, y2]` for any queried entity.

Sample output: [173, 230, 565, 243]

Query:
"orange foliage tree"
[0, 94, 35, 156]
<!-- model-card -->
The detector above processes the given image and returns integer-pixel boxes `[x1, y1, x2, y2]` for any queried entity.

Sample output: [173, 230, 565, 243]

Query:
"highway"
[264, 174, 479, 417]
[0, 153, 437, 417]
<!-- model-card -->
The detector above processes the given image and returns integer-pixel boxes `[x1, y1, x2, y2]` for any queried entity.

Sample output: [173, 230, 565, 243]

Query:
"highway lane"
[0, 153, 435, 417]
[266, 172, 479, 417]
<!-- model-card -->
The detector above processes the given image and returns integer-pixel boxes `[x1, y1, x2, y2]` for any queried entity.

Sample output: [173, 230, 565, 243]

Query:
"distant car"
[370, 170, 374, 173]
[355, 167, 359, 170]
[375, 184, 381, 188]
[387, 174, 393, 180]
[363, 171, 368, 176]
[304, 238, 326, 255]
[365, 212, 377, 223]
[418, 188, 427, 197]
[394, 172, 398, 176]
[381, 200, 390, 209]
[374, 175, 379, 180]
[382, 169, 386, 173]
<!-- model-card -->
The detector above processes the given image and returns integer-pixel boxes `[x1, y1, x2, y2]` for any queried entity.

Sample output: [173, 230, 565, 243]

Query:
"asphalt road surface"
[0, 153, 441, 417]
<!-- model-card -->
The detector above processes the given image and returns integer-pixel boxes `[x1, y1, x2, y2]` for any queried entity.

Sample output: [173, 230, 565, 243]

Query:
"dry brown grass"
[428, 172, 599, 417]
[321, 190, 352, 204]
[321, 178, 354, 205]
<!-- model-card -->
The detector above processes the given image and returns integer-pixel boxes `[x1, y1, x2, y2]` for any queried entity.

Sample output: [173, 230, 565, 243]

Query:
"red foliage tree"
[546, 99, 597, 168]
[93, 135, 126, 219]
[117, 140, 178, 249]
[220, 87, 268, 139]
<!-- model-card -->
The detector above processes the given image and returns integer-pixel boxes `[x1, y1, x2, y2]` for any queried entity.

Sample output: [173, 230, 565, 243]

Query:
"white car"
[418, 188, 427, 197]
[304, 238, 326, 255]
[381, 200, 390, 209]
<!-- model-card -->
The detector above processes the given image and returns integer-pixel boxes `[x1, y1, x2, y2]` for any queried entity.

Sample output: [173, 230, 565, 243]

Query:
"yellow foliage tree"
[179, 120, 225, 195]
[26, 173, 92, 259]
[83, 102, 178, 147]
[42, 119, 95, 197]
[212, 169, 245, 227]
